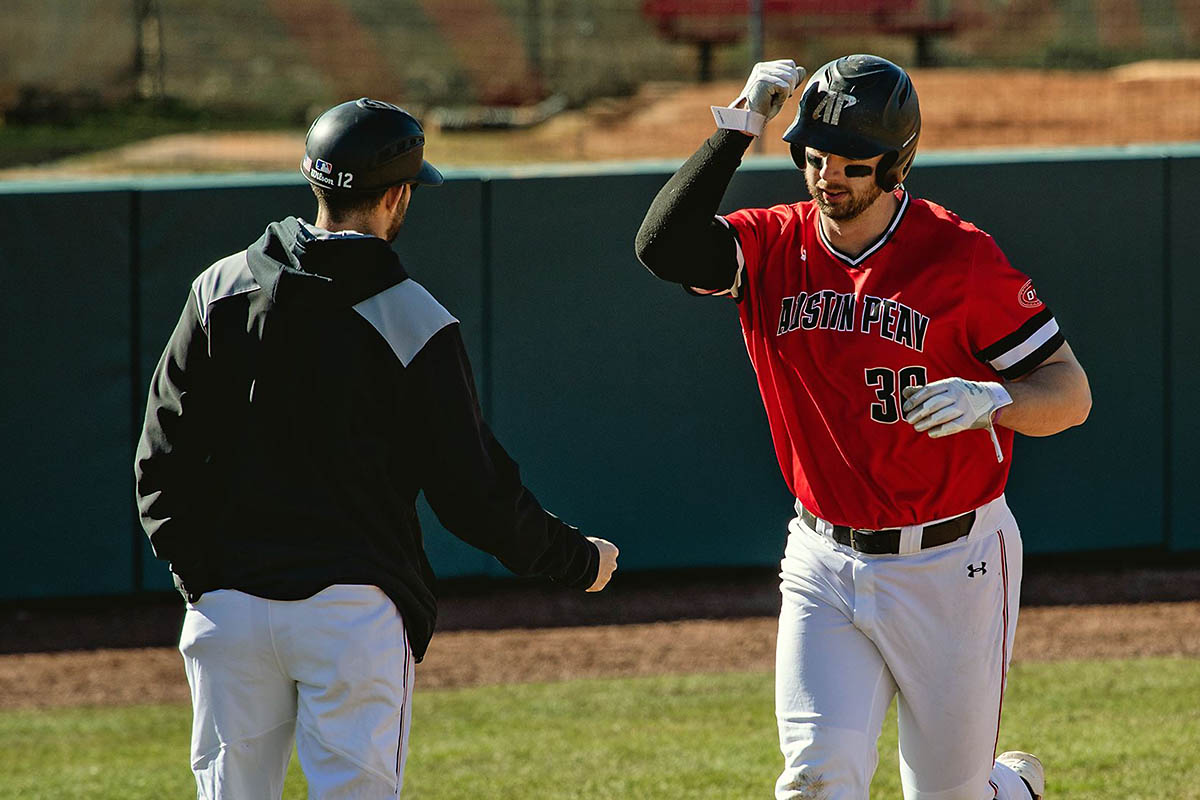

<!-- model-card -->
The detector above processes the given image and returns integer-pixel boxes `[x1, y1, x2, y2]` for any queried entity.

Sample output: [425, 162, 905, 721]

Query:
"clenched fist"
[902, 378, 1014, 462]
[737, 59, 805, 121]
[902, 378, 1011, 437]
[712, 59, 805, 137]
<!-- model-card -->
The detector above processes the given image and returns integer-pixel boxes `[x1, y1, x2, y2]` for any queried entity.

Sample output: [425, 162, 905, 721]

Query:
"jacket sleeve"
[134, 290, 218, 590]
[634, 128, 753, 291]
[408, 324, 600, 589]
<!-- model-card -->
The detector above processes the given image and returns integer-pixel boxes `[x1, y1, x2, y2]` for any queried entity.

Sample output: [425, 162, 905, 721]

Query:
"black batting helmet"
[301, 98, 443, 192]
[782, 55, 920, 191]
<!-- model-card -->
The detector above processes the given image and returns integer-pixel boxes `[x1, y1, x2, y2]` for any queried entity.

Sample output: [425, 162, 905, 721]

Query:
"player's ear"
[382, 184, 406, 211]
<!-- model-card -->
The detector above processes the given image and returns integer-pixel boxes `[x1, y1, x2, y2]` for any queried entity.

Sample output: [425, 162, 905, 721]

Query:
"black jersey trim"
[816, 191, 909, 268]
[976, 307, 1055, 362]
[997, 331, 1065, 380]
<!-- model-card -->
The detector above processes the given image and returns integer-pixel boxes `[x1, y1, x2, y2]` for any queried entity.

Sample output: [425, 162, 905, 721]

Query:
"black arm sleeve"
[634, 128, 754, 290]
[409, 324, 600, 590]
[134, 291, 218, 591]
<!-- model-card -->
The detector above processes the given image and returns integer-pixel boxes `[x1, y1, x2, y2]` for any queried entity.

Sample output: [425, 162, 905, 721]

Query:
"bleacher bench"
[643, 0, 958, 77]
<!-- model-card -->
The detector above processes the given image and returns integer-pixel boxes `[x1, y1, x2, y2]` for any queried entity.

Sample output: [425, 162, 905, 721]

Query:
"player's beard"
[806, 173, 883, 221]
[385, 191, 412, 242]
[385, 210, 406, 242]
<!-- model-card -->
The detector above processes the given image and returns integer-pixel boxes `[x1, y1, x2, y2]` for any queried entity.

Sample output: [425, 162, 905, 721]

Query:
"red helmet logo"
[1018, 280, 1042, 309]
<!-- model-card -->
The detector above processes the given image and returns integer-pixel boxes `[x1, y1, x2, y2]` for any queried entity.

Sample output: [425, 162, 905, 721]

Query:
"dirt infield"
[2, 568, 1198, 710]
[4, 63, 1200, 180]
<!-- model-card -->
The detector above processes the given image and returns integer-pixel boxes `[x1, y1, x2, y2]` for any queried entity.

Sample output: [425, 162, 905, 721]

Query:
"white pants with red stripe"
[178, 584, 415, 800]
[774, 494, 1032, 800]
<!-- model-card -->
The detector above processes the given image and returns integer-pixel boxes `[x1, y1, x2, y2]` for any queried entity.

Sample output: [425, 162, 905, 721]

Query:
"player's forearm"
[430, 421, 600, 589]
[412, 327, 601, 589]
[634, 129, 750, 289]
[996, 358, 1092, 436]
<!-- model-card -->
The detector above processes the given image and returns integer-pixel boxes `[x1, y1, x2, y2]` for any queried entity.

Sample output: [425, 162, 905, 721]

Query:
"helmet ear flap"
[788, 142, 807, 172]
[875, 151, 900, 191]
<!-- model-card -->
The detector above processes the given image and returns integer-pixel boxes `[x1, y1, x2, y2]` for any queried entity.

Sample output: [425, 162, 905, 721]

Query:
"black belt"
[799, 507, 977, 555]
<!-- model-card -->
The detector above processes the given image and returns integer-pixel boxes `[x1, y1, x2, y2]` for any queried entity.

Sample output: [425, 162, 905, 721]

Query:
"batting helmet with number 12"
[301, 98, 444, 192]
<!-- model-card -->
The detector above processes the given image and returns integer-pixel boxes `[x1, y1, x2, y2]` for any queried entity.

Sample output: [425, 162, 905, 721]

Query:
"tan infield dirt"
[1, 570, 1197, 710]
[4, 62, 1200, 181]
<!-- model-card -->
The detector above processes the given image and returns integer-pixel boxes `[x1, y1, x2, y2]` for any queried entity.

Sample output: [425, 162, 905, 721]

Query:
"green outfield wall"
[2, 145, 1196, 600]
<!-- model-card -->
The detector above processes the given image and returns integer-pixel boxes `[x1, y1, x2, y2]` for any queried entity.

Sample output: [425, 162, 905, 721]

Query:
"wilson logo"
[812, 90, 858, 125]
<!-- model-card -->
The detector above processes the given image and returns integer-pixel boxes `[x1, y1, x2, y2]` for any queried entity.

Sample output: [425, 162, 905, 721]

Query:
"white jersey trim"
[353, 279, 458, 367]
[816, 192, 910, 267]
[299, 219, 376, 241]
[988, 317, 1060, 371]
[192, 252, 259, 331]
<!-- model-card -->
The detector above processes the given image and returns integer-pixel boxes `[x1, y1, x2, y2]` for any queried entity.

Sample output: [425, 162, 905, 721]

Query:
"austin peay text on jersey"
[776, 290, 931, 353]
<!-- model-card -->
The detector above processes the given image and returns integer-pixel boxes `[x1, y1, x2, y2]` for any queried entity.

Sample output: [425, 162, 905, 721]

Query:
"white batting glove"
[586, 537, 619, 592]
[902, 378, 1013, 462]
[712, 59, 804, 137]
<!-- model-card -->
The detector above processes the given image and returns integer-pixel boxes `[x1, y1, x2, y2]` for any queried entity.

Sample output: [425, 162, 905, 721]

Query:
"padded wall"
[1167, 156, 1200, 552]
[488, 171, 793, 573]
[0, 190, 134, 598]
[0, 148, 1193, 603]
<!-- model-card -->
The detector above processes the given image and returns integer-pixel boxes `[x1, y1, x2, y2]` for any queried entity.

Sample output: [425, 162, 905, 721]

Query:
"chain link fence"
[3, 0, 1200, 175]
[5, 0, 1200, 121]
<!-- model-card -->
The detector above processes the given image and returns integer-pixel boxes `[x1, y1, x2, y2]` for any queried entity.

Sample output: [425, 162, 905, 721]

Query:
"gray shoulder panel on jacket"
[353, 280, 458, 367]
[191, 252, 259, 330]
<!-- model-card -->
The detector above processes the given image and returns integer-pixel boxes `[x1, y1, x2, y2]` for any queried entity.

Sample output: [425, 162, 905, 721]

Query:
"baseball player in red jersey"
[636, 56, 1091, 799]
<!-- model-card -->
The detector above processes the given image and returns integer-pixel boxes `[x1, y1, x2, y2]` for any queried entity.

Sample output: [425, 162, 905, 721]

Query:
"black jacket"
[135, 217, 599, 660]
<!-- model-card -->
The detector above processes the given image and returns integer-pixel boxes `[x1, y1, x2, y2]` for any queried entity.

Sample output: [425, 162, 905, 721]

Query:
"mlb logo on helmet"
[313, 159, 333, 175]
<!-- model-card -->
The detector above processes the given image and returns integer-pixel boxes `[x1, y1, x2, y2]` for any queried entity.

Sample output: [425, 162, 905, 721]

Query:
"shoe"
[997, 751, 1045, 799]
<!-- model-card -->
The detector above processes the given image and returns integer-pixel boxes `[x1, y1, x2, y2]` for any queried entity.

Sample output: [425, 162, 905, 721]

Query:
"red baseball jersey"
[717, 192, 1064, 529]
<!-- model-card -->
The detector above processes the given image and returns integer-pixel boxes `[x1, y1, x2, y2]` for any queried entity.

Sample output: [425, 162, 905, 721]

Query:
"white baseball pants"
[178, 584, 415, 800]
[774, 495, 1032, 800]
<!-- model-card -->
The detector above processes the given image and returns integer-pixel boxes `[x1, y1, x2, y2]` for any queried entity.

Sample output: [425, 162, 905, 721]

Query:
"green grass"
[0, 658, 1196, 799]
[0, 100, 300, 168]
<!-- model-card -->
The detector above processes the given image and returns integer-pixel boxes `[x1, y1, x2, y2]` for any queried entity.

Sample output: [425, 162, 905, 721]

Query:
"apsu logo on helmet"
[812, 90, 857, 125]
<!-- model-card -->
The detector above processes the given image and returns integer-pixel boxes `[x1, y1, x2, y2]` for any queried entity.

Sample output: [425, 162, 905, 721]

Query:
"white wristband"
[711, 106, 765, 137]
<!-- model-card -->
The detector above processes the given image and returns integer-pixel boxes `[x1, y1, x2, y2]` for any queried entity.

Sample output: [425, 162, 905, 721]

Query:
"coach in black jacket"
[135, 98, 618, 799]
